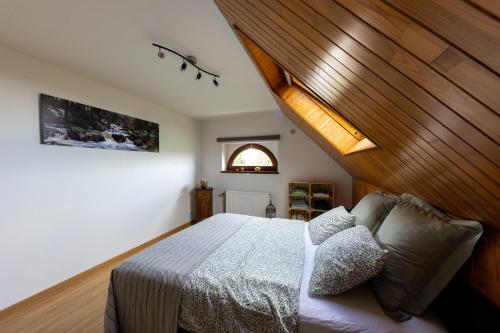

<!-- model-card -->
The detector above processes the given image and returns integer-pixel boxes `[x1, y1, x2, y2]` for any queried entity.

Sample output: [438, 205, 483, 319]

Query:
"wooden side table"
[195, 187, 213, 223]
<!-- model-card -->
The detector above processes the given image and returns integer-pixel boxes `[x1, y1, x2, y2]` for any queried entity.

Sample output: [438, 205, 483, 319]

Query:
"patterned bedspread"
[104, 214, 251, 333]
[179, 217, 306, 333]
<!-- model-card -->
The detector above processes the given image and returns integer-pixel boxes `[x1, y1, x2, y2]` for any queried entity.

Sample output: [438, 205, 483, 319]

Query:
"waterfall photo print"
[39, 94, 159, 152]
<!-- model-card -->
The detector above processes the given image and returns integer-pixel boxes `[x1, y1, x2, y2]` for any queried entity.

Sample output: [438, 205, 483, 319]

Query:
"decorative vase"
[200, 178, 208, 189]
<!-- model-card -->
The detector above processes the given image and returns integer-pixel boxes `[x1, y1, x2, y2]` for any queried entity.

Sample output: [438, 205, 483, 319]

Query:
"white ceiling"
[0, 0, 278, 118]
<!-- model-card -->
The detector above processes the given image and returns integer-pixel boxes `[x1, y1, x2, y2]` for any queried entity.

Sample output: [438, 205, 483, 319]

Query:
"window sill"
[221, 170, 279, 174]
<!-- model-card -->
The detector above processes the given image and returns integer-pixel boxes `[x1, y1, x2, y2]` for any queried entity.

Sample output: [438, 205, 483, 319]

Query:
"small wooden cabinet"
[195, 187, 213, 223]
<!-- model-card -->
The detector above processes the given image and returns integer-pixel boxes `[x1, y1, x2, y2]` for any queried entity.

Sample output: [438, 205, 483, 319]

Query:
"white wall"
[0, 45, 201, 309]
[200, 111, 352, 218]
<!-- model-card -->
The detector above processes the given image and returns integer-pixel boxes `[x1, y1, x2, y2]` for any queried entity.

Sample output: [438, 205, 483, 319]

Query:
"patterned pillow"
[308, 206, 354, 245]
[309, 225, 388, 296]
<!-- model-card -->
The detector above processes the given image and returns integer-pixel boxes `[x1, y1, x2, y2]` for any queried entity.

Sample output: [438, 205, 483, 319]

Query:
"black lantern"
[266, 195, 276, 219]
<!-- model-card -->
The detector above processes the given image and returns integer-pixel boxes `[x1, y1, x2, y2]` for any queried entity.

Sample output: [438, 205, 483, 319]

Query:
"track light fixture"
[152, 42, 220, 87]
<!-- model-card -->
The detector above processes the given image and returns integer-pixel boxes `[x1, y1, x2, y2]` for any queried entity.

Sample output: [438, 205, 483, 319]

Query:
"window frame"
[226, 143, 278, 173]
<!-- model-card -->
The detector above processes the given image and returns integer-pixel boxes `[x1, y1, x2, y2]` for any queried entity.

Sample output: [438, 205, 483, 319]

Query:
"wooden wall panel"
[336, 0, 499, 112]
[464, 227, 500, 309]
[469, 0, 500, 19]
[352, 178, 387, 206]
[215, 0, 500, 230]
[387, 0, 500, 73]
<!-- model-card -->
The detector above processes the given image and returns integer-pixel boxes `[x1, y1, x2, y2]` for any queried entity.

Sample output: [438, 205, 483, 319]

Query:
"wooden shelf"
[288, 182, 334, 221]
[289, 207, 310, 211]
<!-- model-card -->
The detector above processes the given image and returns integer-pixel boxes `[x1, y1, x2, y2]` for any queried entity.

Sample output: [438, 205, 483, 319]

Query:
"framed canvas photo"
[39, 94, 159, 152]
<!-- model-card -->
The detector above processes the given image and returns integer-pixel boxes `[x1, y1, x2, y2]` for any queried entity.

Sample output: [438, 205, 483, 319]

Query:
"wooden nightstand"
[195, 187, 213, 223]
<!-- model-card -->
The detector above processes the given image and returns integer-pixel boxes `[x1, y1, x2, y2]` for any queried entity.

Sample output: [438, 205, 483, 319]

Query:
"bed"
[104, 213, 447, 333]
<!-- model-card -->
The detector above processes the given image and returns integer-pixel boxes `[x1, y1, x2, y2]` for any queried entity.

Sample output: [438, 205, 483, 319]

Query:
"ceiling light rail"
[153, 42, 220, 87]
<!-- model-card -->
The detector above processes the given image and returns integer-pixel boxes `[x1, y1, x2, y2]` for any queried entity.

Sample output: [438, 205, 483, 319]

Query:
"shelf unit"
[288, 182, 334, 221]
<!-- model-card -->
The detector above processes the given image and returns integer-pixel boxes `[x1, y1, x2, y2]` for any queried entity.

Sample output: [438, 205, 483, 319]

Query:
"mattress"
[298, 225, 448, 333]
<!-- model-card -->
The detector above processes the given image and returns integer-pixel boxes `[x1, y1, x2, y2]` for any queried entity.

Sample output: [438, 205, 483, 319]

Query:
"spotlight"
[152, 43, 221, 87]
[157, 48, 165, 59]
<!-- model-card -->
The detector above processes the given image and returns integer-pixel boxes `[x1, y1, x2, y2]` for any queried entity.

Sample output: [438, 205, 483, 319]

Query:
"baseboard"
[0, 220, 193, 318]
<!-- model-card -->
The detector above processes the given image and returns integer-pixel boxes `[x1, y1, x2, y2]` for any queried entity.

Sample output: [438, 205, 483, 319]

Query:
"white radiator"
[225, 190, 270, 217]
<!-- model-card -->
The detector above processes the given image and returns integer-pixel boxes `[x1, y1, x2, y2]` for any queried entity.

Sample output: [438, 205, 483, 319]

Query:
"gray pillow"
[309, 225, 388, 296]
[371, 199, 483, 321]
[308, 206, 354, 245]
[351, 192, 398, 233]
[400, 193, 450, 221]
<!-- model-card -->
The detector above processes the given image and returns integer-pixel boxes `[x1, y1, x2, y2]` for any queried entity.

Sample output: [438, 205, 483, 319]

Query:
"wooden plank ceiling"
[215, 0, 500, 230]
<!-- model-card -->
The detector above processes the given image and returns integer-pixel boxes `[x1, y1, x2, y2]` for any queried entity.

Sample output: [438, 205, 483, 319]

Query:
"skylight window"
[236, 28, 377, 156]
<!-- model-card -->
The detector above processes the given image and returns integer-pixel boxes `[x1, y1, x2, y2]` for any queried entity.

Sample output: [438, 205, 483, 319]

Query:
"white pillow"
[308, 206, 354, 245]
[309, 225, 388, 296]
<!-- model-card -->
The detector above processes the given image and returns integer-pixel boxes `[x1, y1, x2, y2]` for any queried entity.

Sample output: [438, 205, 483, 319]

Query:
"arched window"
[227, 143, 278, 173]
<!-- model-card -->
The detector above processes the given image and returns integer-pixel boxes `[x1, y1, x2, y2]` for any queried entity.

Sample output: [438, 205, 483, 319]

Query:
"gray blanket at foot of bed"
[104, 213, 251, 333]
[179, 218, 305, 333]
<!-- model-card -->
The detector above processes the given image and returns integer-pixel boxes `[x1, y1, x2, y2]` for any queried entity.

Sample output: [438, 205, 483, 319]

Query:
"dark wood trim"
[217, 135, 280, 142]
[226, 143, 278, 172]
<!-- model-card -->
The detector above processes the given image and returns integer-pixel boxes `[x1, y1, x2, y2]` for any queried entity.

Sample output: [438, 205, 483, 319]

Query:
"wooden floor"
[0, 263, 113, 333]
[0, 222, 191, 333]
